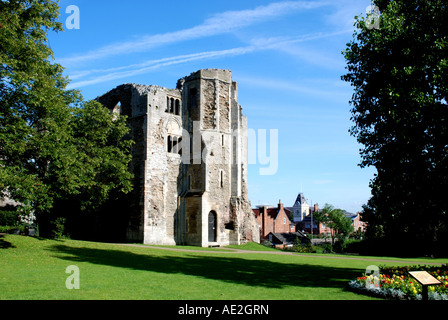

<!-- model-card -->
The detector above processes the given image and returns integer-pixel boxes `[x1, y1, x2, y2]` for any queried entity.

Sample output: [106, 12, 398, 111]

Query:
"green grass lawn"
[0, 234, 445, 300]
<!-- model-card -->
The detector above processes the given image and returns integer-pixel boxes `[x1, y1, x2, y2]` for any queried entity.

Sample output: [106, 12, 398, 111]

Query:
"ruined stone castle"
[97, 69, 260, 247]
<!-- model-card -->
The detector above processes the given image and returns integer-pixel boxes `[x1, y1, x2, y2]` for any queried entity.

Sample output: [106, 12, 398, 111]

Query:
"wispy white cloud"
[63, 1, 362, 90]
[59, 1, 328, 66]
[68, 29, 350, 89]
[67, 46, 257, 89]
[324, 0, 366, 29]
[237, 73, 350, 101]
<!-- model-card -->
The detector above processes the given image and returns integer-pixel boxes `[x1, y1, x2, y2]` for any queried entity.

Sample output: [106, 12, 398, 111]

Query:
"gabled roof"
[253, 207, 280, 220]
[344, 211, 359, 220]
[284, 207, 294, 214]
[293, 192, 308, 207]
[253, 206, 292, 223]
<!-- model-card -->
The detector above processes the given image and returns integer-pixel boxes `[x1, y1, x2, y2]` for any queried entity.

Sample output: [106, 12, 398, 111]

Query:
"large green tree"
[314, 204, 354, 248]
[342, 0, 448, 255]
[0, 0, 133, 236]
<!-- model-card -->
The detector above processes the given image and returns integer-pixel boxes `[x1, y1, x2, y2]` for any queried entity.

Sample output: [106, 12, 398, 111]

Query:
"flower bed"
[348, 264, 448, 300]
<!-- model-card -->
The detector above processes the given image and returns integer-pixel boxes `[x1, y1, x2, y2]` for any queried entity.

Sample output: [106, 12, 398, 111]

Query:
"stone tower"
[97, 69, 259, 247]
[292, 192, 310, 222]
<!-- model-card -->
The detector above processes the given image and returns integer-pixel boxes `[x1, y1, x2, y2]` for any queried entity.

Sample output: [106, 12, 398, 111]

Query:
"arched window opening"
[175, 99, 180, 115]
[167, 135, 182, 155]
[170, 98, 174, 113]
[166, 97, 181, 115]
[112, 101, 122, 115]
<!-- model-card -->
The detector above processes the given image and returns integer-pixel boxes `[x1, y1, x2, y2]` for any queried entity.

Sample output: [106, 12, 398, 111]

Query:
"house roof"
[345, 213, 360, 221]
[293, 193, 308, 207]
[253, 205, 295, 226]
[269, 232, 310, 245]
[299, 211, 359, 220]
[253, 206, 283, 220]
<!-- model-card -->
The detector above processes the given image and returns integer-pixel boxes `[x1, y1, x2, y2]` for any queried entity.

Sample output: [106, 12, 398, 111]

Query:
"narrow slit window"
[175, 99, 180, 115]
[167, 136, 172, 153]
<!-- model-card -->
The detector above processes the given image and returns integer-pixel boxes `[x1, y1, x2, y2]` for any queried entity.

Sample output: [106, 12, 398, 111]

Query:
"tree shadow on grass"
[0, 234, 15, 249]
[48, 244, 363, 290]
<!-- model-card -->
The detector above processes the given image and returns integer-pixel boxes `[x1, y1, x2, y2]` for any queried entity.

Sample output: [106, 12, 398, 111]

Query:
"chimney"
[261, 206, 267, 238]
[314, 203, 319, 212]
[261, 206, 267, 215]
[278, 200, 284, 211]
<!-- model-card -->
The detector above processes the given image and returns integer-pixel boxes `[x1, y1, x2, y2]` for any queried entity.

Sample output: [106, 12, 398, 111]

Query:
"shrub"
[0, 225, 25, 234]
[293, 241, 314, 253]
[0, 210, 21, 226]
[342, 239, 363, 253]
[0, 225, 14, 233]
[261, 240, 273, 248]
[50, 217, 69, 239]
[333, 239, 347, 253]
[320, 242, 333, 253]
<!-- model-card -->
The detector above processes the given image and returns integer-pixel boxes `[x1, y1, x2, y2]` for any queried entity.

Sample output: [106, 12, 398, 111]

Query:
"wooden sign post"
[409, 271, 442, 300]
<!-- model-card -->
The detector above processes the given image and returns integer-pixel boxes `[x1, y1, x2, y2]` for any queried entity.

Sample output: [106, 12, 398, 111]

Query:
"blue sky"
[48, 0, 376, 213]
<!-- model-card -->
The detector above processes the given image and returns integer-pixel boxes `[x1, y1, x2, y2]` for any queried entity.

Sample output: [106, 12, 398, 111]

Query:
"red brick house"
[253, 200, 294, 240]
[297, 215, 332, 236]
[347, 212, 366, 233]
[254, 197, 366, 241]
[297, 210, 366, 236]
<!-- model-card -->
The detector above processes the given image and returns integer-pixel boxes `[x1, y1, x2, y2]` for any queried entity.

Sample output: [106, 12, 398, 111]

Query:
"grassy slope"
[0, 235, 445, 300]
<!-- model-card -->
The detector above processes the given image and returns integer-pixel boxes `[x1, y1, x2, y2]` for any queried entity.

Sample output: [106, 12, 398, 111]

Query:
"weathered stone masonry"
[97, 69, 260, 246]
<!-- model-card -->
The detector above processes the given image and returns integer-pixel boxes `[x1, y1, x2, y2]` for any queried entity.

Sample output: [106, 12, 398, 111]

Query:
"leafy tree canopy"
[342, 0, 448, 255]
[314, 204, 354, 244]
[0, 0, 133, 224]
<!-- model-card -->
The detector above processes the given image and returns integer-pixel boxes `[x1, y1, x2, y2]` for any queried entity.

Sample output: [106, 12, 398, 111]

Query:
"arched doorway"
[208, 211, 217, 242]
